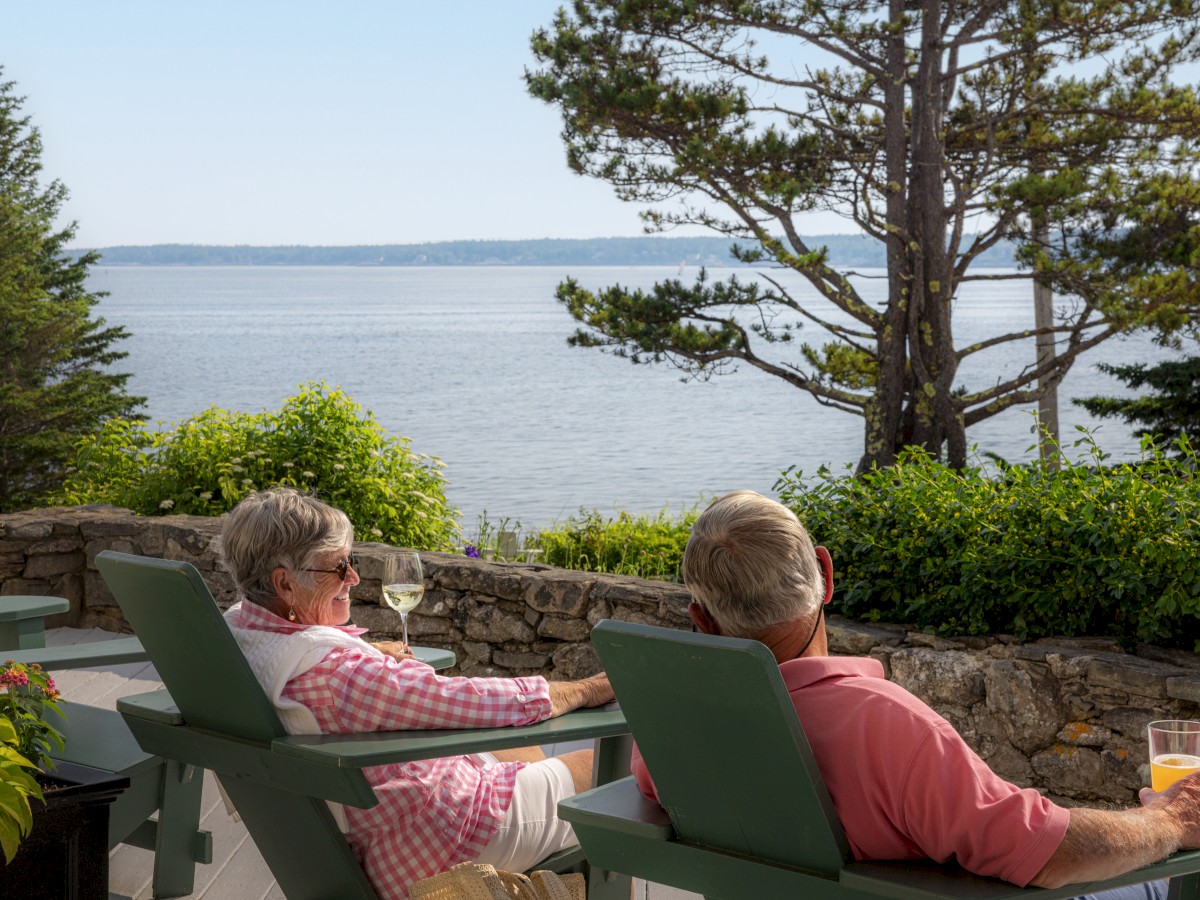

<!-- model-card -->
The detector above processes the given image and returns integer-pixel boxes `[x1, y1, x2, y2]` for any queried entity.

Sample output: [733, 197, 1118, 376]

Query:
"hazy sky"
[3, 1, 850, 248]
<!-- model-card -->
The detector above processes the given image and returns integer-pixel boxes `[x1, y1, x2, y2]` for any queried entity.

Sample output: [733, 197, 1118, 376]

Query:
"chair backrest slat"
[592, 619, 851, 874]
[96, 550, 285, 742]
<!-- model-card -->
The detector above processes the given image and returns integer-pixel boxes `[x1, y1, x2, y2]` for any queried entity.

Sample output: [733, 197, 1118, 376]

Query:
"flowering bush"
[0, 661, 63, 773]
[532, 507, 698, 581]
[0, 661, 64, 863]
[52, 382, 459, 550]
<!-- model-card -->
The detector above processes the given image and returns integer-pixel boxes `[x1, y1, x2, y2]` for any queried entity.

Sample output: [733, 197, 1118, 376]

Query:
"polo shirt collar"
[779, 654, 886, 692]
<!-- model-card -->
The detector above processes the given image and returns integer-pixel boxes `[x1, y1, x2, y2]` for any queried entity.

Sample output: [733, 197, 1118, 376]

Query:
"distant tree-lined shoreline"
[78, 235, 1018, 269]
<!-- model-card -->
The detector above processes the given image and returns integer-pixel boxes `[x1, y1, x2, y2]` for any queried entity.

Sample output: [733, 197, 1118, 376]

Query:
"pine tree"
[1075, 357, 1200, 452]
[0, 70, 143, 511]
[528, 1, 1200, 470]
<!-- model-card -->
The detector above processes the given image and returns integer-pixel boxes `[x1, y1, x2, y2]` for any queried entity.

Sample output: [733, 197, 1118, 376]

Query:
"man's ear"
[815, 545, 834, 605]
[688, 600, 721, 635]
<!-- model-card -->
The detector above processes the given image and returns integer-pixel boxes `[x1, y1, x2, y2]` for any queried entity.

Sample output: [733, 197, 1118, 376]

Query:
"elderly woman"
[219, 487, 613, 899]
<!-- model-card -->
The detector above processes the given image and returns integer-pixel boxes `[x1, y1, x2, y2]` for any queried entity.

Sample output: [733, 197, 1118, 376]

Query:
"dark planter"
[0, 760, 130, 900]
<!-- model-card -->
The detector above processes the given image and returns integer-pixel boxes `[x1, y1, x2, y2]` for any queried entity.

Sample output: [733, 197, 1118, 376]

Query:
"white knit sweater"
[222, 601, 384, 830]
[224, 601, 378, 735]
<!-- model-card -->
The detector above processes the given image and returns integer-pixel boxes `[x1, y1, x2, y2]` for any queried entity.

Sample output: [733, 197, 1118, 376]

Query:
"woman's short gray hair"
[220, 487, 355, 606]
[682, 490, 824, 637]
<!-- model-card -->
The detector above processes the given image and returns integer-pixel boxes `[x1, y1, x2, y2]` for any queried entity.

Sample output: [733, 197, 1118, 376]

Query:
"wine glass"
[380, 550, 423, 646]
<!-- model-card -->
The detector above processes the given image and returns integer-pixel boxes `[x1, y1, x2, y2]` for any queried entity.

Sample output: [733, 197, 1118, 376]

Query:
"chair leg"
[586, 865, 633, 900]
[586, 737, 635, 900]
[149, 761, 207, 899]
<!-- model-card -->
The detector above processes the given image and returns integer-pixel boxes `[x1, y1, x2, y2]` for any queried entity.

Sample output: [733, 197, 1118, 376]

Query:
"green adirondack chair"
[560, 620, 1200, 900]
[94, 550, 632, 900]
[0, 595, 210, 899]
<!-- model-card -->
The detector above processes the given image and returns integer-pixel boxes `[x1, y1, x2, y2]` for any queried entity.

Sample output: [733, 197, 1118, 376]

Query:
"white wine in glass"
[381, 551, 423, 646]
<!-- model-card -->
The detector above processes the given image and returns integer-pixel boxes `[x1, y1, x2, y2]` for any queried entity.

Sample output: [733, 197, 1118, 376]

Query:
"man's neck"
[750, 614, 829, 664]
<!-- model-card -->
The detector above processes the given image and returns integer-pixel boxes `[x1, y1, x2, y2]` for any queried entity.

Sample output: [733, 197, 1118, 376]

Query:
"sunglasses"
[303, 553, 360, 581]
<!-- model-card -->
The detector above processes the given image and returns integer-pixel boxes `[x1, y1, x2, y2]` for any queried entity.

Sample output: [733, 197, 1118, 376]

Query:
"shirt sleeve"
[298, 648, 553, 733]
[892, 718, 1070, 887]
[630, 741, 660, 803]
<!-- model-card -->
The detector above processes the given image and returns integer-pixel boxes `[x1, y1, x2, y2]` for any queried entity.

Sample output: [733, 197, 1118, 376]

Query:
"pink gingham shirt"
[225, 602, 553, 899]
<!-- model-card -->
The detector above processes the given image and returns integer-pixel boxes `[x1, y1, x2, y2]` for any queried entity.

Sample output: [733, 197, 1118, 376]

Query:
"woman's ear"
[271, 565, 297, 603]
[815, 546, 834, 605]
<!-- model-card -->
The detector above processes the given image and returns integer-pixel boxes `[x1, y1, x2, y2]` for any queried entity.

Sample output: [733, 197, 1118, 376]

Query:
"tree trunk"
[1034, 216, 1060, 467]
[859, 0, 913, 474]
[897, 1, 969, 472]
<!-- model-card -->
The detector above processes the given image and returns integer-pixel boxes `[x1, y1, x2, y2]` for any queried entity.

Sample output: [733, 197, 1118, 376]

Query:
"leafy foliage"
[528, 2, 1200, 471]
[0, 69, 142, 511]
[532, 507, 698, 581]
[53, 382, 459, 550]
[1075, 355, 1200, 452]
[777, 435, 1200, 649]
[0, 718, 41, 865]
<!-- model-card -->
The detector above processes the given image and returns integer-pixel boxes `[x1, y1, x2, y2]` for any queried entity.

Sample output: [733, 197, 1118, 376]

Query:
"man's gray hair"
[682, 490, 824, 637]
[220, 486, 354, 607]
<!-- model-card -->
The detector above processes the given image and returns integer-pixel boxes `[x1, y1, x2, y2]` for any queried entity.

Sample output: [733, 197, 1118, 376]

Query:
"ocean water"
[88, 265, 1167, 532]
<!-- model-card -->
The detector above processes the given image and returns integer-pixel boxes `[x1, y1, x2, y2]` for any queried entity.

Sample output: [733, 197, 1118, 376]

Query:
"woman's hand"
[370, 640, 415, 662]
[547, 673, 614, 717]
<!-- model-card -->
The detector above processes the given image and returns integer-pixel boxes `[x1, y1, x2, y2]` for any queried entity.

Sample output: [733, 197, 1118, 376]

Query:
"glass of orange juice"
[1148, 720, 1200, 792]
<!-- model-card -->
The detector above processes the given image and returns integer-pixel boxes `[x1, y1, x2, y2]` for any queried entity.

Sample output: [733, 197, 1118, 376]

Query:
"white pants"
[474, 756, 580, 872]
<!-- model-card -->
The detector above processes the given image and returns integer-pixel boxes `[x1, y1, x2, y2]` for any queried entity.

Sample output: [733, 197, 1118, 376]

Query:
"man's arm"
[547, 673, 613, 717]
[1030, 772, 1200, 888]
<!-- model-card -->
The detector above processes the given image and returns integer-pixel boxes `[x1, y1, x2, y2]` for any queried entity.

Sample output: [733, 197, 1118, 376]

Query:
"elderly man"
[632, 490, 1200, 900]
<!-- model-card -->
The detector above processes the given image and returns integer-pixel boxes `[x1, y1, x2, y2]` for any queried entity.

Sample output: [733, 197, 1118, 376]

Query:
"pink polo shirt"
[632, 655, 1069, 887]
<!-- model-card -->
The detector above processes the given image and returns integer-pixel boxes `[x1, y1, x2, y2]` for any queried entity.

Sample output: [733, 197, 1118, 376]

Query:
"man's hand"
[1031, 770, 1200, 888]
[1140, 770, 1200, 846]
[370, 640, 415, 662]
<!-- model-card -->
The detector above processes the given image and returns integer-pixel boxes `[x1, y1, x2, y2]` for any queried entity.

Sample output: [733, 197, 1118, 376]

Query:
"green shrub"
[777, 433, 1200, 649]
[532, 507, 697, 581]
[53, 382, 459, 550]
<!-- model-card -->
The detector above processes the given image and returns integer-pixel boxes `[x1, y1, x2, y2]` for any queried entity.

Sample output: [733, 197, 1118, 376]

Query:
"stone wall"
[2, 506, 1198, 806]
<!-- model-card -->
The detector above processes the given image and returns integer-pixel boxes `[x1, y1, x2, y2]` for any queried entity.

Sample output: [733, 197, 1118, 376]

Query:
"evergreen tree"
[528, 1, 1200, 470]
[1075, 357, 1200, 451]
[0, 70, 142, 511]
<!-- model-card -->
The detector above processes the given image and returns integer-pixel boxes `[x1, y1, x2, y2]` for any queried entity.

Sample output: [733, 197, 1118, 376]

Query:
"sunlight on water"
[90, 265, 1170, 531]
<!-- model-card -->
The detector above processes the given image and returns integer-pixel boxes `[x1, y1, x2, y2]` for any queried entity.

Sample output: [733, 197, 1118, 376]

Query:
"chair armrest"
[271, 705, 629, 768]
[560, 778, 1200, 900]
[841, 851, 1200, 900]
[0, 596, 71, 622]
[0, 596, 71, 651]
[116, 691, 629, 809]
[558, 776, 675, 842]
[118, 691, 378, 808]
[5, 636, 150, 669]
[411, 645, 455, 670]
[117, 689, 184, 725]
[5, 639, 447, 672]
